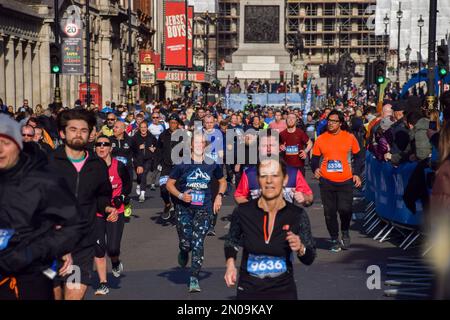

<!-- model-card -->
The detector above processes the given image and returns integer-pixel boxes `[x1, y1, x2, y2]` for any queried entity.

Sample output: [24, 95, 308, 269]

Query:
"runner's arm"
[234, 171, 250, 204]
[118, 162, 132, 196]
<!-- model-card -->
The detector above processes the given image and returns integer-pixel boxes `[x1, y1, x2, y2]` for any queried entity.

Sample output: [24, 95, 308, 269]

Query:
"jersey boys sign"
[164, 1, 193, 68]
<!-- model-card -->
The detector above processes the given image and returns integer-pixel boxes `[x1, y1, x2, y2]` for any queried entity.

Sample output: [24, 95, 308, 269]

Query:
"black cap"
[168, 113, 182, 125]
[392, 100, 407, 112]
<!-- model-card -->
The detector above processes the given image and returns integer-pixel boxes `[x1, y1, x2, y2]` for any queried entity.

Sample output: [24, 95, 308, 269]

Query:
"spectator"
[406, 110, 432, 161]
[385, 100, 411, 165]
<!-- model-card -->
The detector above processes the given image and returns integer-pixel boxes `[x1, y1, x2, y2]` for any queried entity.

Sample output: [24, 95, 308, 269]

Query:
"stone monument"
[218, 0, 293, 84]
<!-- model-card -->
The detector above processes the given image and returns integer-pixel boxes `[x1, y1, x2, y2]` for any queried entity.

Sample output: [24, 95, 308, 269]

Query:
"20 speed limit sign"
[64, 23, 80, 37]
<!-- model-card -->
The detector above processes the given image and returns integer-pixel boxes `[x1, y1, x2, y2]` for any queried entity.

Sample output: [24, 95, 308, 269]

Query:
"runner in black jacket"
[224, 159, 316, 300]
[131, 120, 158, 202]
[47, 109, 113, 300]
[0, 140, 84, 300]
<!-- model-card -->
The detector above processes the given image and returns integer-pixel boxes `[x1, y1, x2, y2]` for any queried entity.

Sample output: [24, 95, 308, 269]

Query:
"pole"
[185, 0, 189, 99]
[427, 0, 438, 109]
[384, 24, 388, 65]
[53, 0, 61, 106]
[397, 2, 401, 88]
[326, 46, 329, 97]
[419, 24, 422, 91]
[127, 0, 133, 107]
[86, 0, 91, 108]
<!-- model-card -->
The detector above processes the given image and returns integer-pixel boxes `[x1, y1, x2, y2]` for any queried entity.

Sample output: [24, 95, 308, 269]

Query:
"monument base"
[218, 0, 292, 85]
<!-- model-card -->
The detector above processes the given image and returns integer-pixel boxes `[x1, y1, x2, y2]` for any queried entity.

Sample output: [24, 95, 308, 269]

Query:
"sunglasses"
[22, 134, 34, 137]
[95, 142, 111, 147]
[152, 117, 159, 119]
[107, 118, 116, 121]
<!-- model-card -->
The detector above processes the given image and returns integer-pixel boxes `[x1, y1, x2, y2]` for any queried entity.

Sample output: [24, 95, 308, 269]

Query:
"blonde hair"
[429, 109, 441, 131]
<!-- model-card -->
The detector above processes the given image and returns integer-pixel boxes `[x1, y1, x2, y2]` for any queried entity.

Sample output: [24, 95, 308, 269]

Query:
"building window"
[305, 20, 317, 32]
[219, 3, 232, 16]
[288, 3, 299, 16]
[288, 19, 299, 32]
[324, 4, 335, 16]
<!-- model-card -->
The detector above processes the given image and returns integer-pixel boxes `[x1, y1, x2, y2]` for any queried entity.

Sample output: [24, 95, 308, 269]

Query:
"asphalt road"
[85, 170, 415, 300]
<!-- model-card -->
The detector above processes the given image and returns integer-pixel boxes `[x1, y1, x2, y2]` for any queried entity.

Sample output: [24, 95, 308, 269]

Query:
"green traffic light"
[52, 65, 60, 73]
[439, 68, 448, 77]
[127, 79, 133, 86]
[376, 76, 385, 84]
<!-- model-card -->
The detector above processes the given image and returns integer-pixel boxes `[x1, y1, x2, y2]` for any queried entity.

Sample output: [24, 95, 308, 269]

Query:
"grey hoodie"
[412, 117, 432, 161]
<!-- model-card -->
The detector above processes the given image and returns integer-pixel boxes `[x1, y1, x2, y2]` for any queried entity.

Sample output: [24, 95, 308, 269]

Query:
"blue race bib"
[191, 190, 205, 206]
[0, 229, 14, 251]
[286, 145, 299, 155]
[247, 254, 287, 278]
[327, 160, 343, 173]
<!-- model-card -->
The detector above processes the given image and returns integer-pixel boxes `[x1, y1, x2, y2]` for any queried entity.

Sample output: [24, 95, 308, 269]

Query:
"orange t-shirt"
[312, 130, 360, 182]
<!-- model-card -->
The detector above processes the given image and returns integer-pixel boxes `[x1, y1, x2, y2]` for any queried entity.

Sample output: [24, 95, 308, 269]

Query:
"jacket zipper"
[75, 171, 80, 199]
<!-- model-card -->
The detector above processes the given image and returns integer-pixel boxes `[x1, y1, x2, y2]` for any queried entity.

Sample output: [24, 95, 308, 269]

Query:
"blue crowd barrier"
[364, 152, 424, 228]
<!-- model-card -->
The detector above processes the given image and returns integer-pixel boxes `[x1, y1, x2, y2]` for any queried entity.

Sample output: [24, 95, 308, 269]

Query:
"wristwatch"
[178, 193, 184, 200]
[218, 192, 225, 198]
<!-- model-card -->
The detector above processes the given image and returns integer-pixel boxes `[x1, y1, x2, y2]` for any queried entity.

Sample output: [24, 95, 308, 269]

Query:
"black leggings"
[95, 214, 125, 258]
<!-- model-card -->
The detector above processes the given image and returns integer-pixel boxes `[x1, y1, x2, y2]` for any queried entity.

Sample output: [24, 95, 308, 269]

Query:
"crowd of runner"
[1, 88, 450, 300]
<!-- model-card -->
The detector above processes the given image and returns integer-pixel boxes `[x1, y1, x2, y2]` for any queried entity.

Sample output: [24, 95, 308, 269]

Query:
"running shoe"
[161, 205, 172, 220]
[95, 283, 109, 295]
[136, 185, 141, 196]
[139, 192, 145, 203]
[150, 184, 156, 191]
[189, 276, 201, 293]
[178, 250, 189, 268]
[330, 239, 342, 253]
[341, 231, 351, 250]
[112, 262, 123, 278]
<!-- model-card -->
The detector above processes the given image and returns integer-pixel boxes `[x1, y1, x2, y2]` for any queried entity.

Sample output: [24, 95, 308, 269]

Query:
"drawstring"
[0, 277, 19, 299]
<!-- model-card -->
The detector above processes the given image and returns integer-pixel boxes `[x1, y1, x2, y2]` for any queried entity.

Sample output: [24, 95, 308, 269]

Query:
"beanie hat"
[0, 113, 23, 150]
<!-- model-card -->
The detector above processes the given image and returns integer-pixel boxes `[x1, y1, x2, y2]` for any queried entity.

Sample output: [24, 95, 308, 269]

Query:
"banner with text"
[164, 1, 193, 67]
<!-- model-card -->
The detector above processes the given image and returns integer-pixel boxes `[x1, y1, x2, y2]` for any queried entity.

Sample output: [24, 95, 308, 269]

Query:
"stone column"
[5, 36, 16, 109]
[32, 42, 42, 106]
[100, 27, 112, 104]
[0, 35, 6, 102]
[39, 22, 52, 108]
[24, 41, 33, 106]
[15, 39, 24, 108]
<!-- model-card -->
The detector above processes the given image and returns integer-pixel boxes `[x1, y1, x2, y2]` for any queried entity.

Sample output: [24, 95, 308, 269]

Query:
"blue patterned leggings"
[176, 205, 212, 277]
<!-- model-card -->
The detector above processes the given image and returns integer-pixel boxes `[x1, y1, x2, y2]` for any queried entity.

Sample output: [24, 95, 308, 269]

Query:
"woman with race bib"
[224, 158, 316, 300]
[166, 133, 227, 293]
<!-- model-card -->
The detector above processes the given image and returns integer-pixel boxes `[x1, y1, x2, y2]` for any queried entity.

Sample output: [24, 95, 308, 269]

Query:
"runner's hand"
[106, 206, 119, 222]
[182, 190, 192, 203]
[299, 150, 307, 159]
[353, 175, 362, 188]
[224, 265, 237, 287]
[286, 231, 302, 252]
[280, 143, 286, 152]
[136, 166, 144, 174]
[314, 168, 322, 179]
[58, 254, 73, 276]
[294, 192, 305, 204]
[213, 196, 222, 214]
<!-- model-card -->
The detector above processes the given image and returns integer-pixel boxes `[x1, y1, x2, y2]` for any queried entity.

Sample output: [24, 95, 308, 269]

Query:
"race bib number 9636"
[247, 254, 287, 278]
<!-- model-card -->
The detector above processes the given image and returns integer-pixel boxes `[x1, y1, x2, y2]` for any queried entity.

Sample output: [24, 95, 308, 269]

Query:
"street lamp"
[405, 44, 411, 82]
[396, 2, 403, 86]
[418, 14, 424, 88]
[383, 13, 390, 64]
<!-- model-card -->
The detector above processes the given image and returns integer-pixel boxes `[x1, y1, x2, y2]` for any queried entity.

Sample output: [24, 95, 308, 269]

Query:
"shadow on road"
[157, 268, 212, 285]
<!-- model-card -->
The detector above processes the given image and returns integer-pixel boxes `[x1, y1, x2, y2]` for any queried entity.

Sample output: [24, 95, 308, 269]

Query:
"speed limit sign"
[64, 23, 80, 37]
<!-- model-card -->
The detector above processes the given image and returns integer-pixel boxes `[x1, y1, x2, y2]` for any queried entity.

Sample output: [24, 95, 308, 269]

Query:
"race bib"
[191, 190, 206, 206]
[286, 145, 299, 155]
[116, 156, 128, 166]
[159, 175, 169, 186]
[247, 254, 287, 279]
[0, 229, 14, 251]
[327, 160, 343, 173]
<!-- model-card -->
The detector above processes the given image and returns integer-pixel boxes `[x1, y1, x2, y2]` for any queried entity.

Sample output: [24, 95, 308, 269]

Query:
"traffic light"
[125, 62, 137, 86]
[294, 74, 299, 86]
[373, 60, 386, 85]
[437, 44, 449, 78]
[50, 43, 61, 74]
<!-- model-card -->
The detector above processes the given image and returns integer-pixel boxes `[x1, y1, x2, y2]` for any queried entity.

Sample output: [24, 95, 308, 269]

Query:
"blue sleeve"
[169, 165, 182, 180]
[213, 164, 224, 180]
